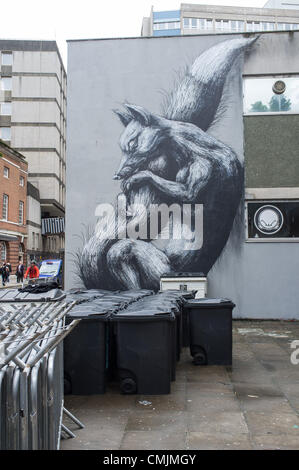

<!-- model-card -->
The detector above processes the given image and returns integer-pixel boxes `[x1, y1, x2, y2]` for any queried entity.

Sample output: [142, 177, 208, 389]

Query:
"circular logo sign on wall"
[254, 205, 284, 235]
[272, 80, 286, 95]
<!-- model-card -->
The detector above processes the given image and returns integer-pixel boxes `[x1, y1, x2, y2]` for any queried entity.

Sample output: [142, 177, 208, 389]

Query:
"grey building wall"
[66, 32, 299, 319]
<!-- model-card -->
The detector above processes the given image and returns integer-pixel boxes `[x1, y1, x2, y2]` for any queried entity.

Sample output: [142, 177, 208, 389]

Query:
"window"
[1, 77, 12, 91]
[215, 20, 222, 30]
[231, 20, 237, 31]
[247, 201, 299, 240]
[0, 102, 12, 115]
[1, 52, 13, 66]
[0, 242, 6, 261]
[0, 127, 11, 141]
[19, 243, 24, 262]
[237, 21, 245, 31]
[253, 22, 261, 32]
[19, 201, 24, 225]
[153, 21, 180, 31]
[243, 76, 299, 114]
[206, 19, 213, 29]
[183, 17, 213, 30]
[20, 176, 24, 187]
[199, 19, 205, 29]
[3, 167, 9, 178]
[247, 21, 253, 32]
[2, 194, 8, 220]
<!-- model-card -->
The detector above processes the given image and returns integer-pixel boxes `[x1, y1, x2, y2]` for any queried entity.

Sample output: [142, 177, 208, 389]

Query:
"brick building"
[0, 140, 27, 272]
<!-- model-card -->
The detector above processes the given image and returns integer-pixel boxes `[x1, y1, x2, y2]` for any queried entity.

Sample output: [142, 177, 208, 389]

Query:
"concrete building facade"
[0, 140, 27, 271]
[141, 3, 299, 36]
[0, 40, 66, 263]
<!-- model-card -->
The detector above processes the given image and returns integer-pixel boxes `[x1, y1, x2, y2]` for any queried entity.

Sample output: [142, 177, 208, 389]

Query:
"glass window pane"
[243, 76, 299, 114]
[0, 102, 12, 115]
[183, 18, 189, 28]
[19, 201, 24, 224]
[1, 242, 6, 261]
[2, 194, 8, 220]
[206, 19, 213, 29]
[1, 53, 13, 66]
[1, 77, 12, 91]
[253, 22, 260, 31]
[238, 21, 245, 31]
[191, 18, 197, 28]
[199, 19, 205, 29]
[0, 127, 11, 140]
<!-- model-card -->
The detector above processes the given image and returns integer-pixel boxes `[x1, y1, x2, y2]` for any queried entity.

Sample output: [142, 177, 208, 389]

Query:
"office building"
[141, 3, 299, 36]
[0, 40, 66, 263]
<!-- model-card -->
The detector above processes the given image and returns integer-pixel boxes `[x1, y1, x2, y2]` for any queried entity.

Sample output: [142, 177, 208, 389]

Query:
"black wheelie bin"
[111, 309, 175, 395]
[185, 298, 235, 365]
[63, 302, 116, 395]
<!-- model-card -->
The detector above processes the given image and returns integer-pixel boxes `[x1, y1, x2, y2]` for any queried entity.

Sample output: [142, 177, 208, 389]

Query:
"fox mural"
[78, 37, 257, 290]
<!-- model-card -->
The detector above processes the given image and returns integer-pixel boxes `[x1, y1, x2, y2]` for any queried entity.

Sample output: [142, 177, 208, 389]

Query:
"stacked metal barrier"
[0, 300, 82, 449]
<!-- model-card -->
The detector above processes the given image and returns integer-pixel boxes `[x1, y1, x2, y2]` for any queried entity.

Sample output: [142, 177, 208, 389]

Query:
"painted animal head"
[113, 104, 168, 180]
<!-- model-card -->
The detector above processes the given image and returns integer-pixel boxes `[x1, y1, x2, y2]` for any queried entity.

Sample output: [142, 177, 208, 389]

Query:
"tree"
[250, 101, 269, 112]
[269, 95, 291, 112]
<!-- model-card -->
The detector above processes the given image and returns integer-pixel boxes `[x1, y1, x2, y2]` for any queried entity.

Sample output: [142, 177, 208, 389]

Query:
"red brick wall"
[0, 147, 28, 272]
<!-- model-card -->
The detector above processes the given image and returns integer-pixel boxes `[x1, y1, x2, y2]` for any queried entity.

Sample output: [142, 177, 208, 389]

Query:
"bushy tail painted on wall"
[78, 36, 257, 290]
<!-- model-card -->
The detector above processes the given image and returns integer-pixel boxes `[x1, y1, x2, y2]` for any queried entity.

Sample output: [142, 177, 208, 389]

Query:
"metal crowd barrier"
[0, 300, 84, 449]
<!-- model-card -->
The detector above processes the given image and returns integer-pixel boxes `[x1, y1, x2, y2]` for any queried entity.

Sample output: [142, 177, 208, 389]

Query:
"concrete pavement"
[61, 320, 299, 450]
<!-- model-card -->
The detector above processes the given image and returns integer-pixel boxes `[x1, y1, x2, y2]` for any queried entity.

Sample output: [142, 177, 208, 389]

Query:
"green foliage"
[250, 95, 292, 113]
[269, 95, 291, 112]
[250, 101, 269, 112]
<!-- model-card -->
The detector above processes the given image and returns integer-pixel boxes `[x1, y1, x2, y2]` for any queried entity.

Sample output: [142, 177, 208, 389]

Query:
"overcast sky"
[2, 0, 266, 67]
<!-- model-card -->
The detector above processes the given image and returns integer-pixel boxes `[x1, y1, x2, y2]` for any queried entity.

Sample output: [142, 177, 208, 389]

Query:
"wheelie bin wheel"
[121, 378, 137, 394]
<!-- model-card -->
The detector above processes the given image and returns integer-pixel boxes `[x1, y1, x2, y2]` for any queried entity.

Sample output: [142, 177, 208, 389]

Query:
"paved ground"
[0, 275, 22, 289]
[61, 320, 299, 450]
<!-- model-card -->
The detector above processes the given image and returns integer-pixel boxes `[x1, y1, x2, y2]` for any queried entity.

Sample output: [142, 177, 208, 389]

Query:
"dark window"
[247, 201, 299, 239]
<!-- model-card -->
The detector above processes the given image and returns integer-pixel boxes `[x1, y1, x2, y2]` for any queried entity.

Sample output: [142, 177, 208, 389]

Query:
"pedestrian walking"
[24, 260, 40, 280]
[6, 262, 11, 282]
[16, 260, 24, 283]
[1, 262, 9, 286]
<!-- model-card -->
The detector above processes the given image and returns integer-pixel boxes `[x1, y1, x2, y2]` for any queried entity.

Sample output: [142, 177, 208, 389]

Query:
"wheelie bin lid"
[159, 290, 197, 299]
[186, 298, 235, 308]
[110, 309, 175, 322]
[67, 302, 118, 319]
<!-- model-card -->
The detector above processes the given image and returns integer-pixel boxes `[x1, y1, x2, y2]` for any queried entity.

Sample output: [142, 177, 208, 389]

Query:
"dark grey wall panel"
[245, 115, 299, 188]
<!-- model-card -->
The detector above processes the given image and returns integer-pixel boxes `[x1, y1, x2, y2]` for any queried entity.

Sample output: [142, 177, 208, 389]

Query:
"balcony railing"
[41, 217, 65, 235]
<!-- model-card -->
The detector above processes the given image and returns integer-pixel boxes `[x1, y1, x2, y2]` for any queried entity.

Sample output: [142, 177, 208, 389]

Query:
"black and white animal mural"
[78, 37, 257, 291]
